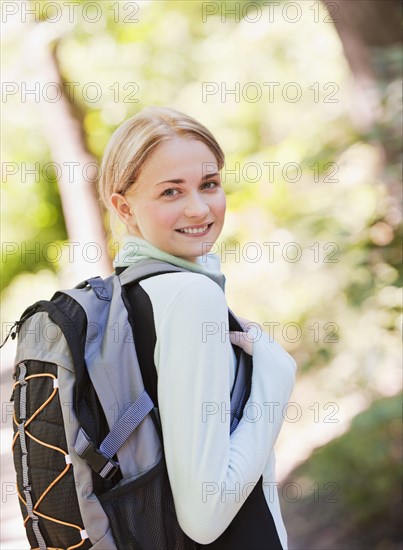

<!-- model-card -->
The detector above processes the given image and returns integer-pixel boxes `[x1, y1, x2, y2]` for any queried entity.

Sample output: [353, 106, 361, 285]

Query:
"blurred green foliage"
[1, 147, 67, 289]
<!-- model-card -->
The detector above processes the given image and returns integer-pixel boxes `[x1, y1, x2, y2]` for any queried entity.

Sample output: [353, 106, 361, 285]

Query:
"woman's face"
[112, 136, 226, 262]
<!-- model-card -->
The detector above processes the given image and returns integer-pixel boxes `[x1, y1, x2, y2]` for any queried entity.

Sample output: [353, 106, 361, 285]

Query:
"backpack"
[7, 258, 252, 550]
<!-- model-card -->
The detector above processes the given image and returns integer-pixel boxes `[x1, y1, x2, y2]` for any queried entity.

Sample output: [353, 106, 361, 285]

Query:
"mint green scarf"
[113, 236, 226, 291]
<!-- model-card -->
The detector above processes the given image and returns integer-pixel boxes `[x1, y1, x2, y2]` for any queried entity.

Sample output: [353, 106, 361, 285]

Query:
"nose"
[184, 192, 209, 218]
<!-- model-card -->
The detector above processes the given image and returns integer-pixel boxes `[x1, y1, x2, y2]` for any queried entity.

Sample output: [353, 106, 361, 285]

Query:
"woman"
[99, 106, 296, 549]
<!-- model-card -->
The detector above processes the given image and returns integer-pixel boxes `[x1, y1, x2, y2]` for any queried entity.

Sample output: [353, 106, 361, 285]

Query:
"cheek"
[215, 192, 226, 219]
[143, 203, 177, 230]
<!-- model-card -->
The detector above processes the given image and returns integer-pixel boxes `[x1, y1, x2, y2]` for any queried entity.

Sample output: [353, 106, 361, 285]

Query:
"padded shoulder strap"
[118, 258, 189, 285]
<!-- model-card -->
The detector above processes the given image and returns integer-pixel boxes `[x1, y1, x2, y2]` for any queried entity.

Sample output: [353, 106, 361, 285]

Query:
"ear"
[110, 193, 136, 230]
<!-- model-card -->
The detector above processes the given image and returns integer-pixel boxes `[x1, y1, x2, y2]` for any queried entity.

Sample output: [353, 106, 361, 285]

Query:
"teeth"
[179, 224, 209, 234]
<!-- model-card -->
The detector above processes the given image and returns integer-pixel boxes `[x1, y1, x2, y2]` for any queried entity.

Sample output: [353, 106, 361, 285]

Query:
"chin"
[176, 247, 206, 262]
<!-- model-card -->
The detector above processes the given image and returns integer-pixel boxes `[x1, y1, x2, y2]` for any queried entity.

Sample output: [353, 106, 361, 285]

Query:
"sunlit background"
[1, 1, 401, 549]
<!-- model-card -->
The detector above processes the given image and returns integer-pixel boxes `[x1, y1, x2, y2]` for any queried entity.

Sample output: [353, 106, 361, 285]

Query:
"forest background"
[1, 1, 401, 548]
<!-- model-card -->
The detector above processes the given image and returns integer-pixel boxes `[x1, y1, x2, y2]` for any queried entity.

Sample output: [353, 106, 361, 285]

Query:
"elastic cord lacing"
[12, 362, 88, 550]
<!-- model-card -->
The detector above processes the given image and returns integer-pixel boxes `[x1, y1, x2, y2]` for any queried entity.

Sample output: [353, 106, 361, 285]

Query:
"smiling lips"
[176, 223, 212, 235]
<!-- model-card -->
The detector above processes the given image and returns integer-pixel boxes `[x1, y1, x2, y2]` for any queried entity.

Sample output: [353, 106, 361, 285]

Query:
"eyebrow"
[155, 172, 220, 186]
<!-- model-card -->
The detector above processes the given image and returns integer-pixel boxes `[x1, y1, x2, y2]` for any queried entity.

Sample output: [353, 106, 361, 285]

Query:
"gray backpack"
[8, 259, 251, 550]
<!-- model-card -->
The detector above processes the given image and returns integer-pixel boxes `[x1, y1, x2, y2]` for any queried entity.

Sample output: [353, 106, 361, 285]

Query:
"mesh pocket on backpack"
[99, 458, 194, 550]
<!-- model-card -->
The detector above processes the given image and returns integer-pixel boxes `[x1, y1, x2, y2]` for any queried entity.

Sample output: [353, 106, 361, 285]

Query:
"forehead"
[140, 137, 218, 180]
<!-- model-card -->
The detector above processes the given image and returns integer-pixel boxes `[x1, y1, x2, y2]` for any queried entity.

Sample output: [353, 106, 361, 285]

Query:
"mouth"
[175, 223, 213, 236]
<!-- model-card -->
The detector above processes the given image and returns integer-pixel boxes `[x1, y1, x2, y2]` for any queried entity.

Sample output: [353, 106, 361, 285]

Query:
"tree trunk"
[21, 0, 112, 281]
[322, 0, 401, 78]
[322, 0, 402, 164]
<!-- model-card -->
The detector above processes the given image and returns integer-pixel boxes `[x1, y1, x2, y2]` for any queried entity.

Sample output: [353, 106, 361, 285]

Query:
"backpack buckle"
[75, 429, 120, 480]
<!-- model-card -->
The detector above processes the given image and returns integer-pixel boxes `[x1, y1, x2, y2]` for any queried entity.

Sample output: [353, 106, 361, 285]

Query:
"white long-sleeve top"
[114, 237, 297, 548]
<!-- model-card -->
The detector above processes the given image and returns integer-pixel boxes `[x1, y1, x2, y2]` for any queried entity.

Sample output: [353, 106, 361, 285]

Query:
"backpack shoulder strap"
[228, 310, 252, 433]
[117, 258, 188, 285]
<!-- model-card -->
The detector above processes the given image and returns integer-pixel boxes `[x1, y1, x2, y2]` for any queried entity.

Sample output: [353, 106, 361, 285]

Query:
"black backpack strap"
[228, 310, 252, 433]
[120, 272, 172, 440]
[37, 293, 108, 448]
[122, 281, 159, 408]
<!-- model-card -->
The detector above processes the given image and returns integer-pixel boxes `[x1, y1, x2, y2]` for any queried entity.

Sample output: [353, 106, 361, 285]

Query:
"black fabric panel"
[228, 310, 242, 331]
[196, 477, 283, 550]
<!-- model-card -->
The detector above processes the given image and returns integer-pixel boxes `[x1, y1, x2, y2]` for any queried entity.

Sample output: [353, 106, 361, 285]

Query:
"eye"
[202, 181, 220, 190]
[161, 187, 180, 197]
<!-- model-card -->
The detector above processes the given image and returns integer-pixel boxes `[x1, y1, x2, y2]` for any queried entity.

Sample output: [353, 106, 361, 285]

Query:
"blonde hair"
[98, 106, 225, 214]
